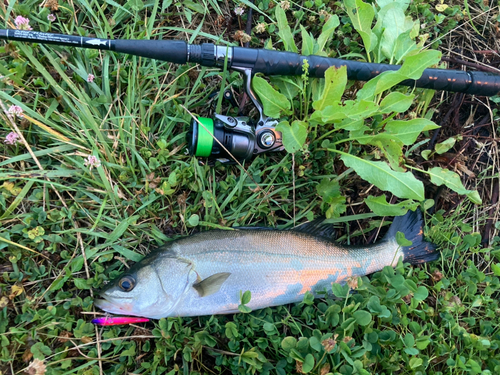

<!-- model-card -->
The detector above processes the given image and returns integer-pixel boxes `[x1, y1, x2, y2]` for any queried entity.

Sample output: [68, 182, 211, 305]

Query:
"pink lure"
[92, 317, 149, 326]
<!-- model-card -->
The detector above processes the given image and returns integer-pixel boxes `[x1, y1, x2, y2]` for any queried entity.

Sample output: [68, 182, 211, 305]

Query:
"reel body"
[188, 114, 282, 162]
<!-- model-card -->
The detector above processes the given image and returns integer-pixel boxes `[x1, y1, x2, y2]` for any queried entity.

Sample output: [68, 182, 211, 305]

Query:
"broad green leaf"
[466, 191, 482, 205]
[379, 92, 414, 113]
[238, 305, 252, 313]
[404, 333, 415, 348]
[357, 70, 406, 100]
[300, 25, 315, 56]
[377, 0, 411, 11]
[313, 99, 378, 124]
[49, 276, 69, 292]
[312, 66, 347, 110]
[127, 0, 145, 11]
[74, 278, 91, 290]
[302, 353, 315, 373]
[359, 30, 378, 55]
[376, 138, 404, 171]
[416, 336, 432, 350]
[394, 30, 418, 63]
[309, 336, 323, 352]
[263, 322, 277, 334]
[353, 310, 372, 326]
[345, 99, 379, 119]
[358, 50, 441, 100]
[317, 14, 340, 53]
[435, 137, 456, 154]
[31, 342, 52, 360]
[491, 263, 500, 277]
[373, 71, 408, 95]
[276, 6, 298, 53]
[276, 120, 308, 153]
[182, 0, 204, 13]
[188, 214, 199, 226]
[396, 231, 413, 246]
[270, 77, 301, 101]
[421, 149, 432, 160]
[345, 0, 376, 52]
[414, 286, 429, 301]
[337, 152, 425, 200]
[399, 50, 441, 79]
[325, 196, 347, 219]
[252, 76, 291, 118]
[332, 283, 350, 298]
[281, 337, 298, 351]
[337, 118, 366, 131]
[367, 295, 391, 318]
[310, 78, 324, 102]
[380, 7, 413, 60]
[365, 195, 418, 216]
[316, 178, 341, 202]
[385, 118, 440, 145]
[466, 359, 482, 375]
[427, 167, 482, 204]
[311, 101, 351, 123]
[356, 133, 404, 171]
[240, 290, 252, 304]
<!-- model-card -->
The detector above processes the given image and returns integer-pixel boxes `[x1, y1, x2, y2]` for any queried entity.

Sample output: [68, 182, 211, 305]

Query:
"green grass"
[1, 0, 500, 374]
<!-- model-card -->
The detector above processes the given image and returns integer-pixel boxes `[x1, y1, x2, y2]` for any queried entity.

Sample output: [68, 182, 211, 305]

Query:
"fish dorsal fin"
[236, 218, 336, 240]
[235, 226, 274, 230]
[193, 272, 231, 297]
[292, 218, 336, 240]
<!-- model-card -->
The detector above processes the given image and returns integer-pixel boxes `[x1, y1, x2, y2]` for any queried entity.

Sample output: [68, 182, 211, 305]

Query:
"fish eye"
[118, 276, 135, 292]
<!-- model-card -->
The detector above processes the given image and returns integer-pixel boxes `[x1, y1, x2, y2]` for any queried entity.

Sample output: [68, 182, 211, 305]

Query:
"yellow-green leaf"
[337, 151, 425, 200]
[312, 66, 347, 111]
[252, 76, 291, 118]
[276, 120, 308, 153]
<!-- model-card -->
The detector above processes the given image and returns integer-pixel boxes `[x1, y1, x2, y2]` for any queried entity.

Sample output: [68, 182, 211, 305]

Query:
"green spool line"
[195, 117, 214, 157]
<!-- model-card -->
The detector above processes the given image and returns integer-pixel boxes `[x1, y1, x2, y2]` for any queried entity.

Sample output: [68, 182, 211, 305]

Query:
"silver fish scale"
[163, 229, 401, 317]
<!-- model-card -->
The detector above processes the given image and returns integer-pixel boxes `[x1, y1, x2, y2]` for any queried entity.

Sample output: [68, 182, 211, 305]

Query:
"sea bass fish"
[95, 210, 438, 319]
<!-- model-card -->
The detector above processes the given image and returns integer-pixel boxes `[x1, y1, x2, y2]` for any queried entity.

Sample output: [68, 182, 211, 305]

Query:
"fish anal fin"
[193, 272, 231, 297]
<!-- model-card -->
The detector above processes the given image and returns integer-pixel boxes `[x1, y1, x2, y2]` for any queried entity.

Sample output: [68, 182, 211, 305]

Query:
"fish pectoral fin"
[193, 272, 231, 297]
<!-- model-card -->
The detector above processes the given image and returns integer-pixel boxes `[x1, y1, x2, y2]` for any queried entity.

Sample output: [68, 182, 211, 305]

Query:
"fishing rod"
[2, 28, 500, 162]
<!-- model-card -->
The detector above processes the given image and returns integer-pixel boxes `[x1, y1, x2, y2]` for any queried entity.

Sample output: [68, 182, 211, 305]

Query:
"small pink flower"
[8, 105, 24, 117]
[86, 73, 95, 83]
[234, 6, 245, 16]
[47, 14, 56, 22]
[14, 16, 33, 31]
[4, 132, 20, 145]
[84, 155, 101, 170]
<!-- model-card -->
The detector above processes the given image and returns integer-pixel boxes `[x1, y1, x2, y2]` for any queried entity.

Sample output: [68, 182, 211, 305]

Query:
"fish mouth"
[94, 297, 112, 310]
[94, 295, 134, 315]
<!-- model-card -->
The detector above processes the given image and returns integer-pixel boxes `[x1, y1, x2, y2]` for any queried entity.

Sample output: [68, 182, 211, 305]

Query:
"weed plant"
[1, 0, 499, 374]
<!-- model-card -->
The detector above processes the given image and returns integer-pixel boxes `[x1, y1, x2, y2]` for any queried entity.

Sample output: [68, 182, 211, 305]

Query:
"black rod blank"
[232, 47, 500, 96]
[1, 28, 500, 97]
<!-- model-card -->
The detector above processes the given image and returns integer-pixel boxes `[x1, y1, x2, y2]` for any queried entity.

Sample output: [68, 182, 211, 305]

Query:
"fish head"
[95, 252, 193, 319]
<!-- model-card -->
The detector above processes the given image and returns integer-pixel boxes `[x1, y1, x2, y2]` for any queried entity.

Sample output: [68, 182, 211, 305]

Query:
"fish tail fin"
[383, 209, 439, 265]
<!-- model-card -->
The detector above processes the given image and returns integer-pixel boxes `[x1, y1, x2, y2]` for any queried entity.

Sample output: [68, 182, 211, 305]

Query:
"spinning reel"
[187, 69, 283, 163]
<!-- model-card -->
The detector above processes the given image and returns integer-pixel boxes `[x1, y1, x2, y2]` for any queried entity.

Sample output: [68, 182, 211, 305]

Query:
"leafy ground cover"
[1, 0, 499, 374]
